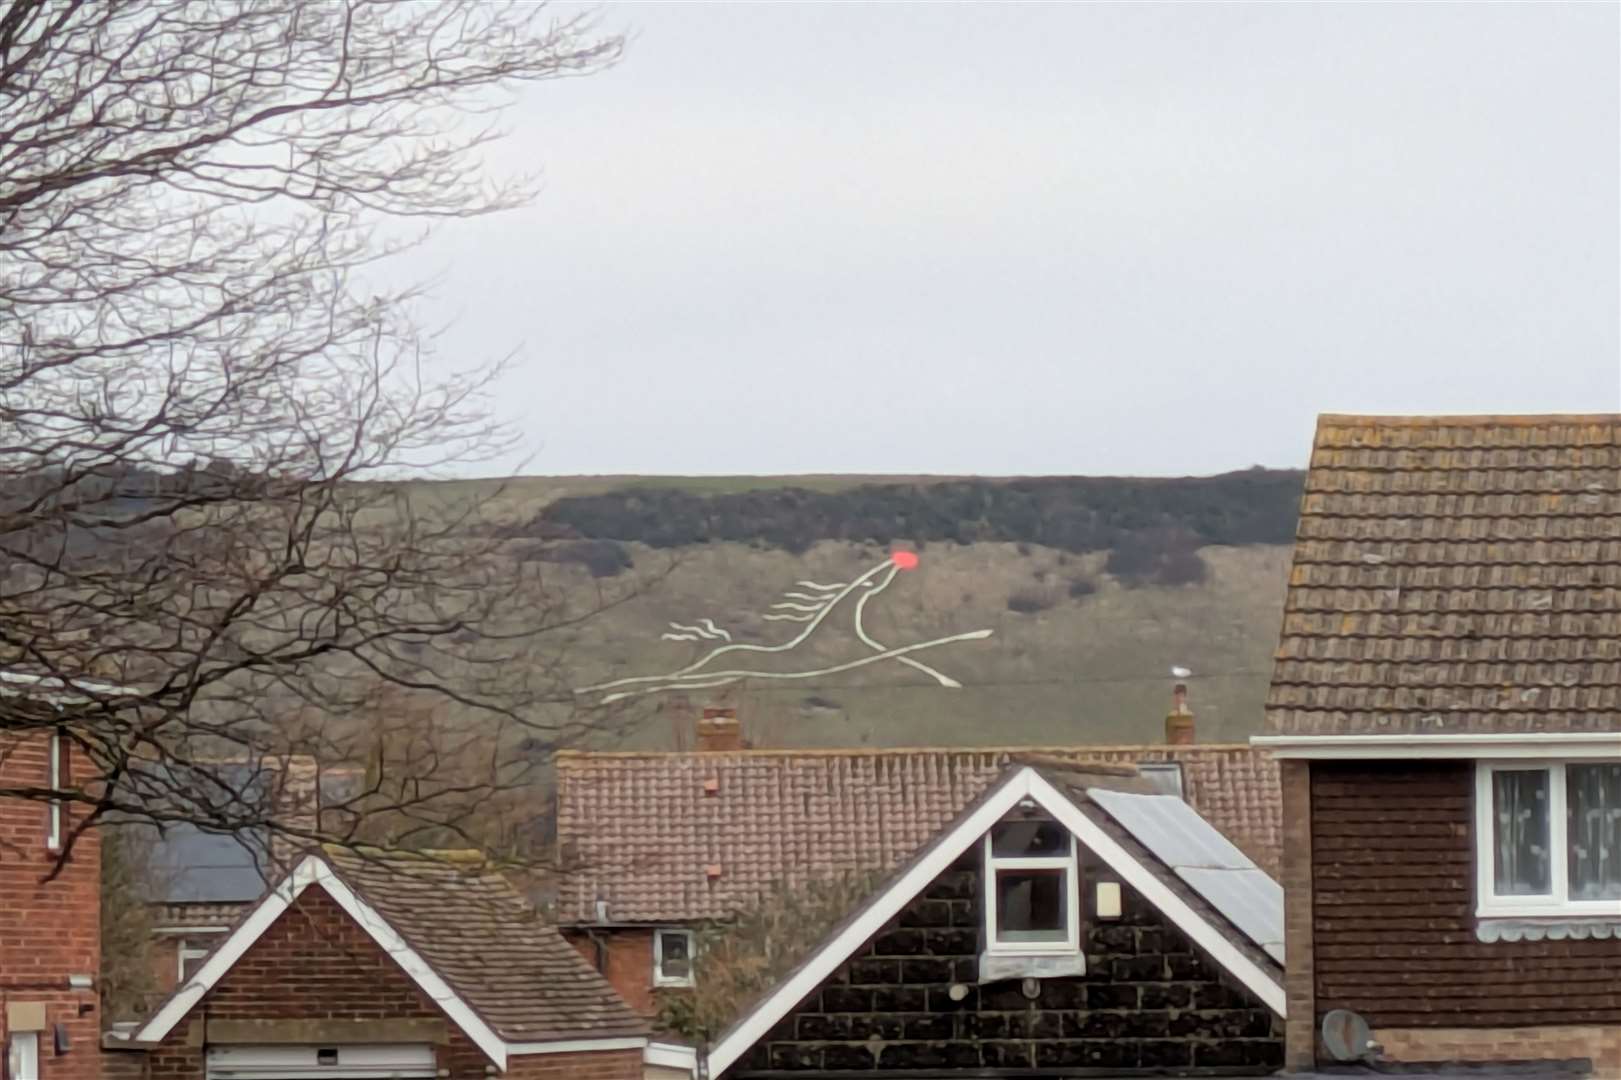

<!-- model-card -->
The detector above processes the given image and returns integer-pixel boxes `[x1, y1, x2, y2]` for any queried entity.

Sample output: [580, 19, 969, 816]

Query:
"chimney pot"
[696, 706, 742, 752]
[1165, 683, 1195, 745]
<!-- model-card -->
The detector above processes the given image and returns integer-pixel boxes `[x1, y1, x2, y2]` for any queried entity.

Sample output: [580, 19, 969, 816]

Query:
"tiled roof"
[151, 901, 248, 929]
[1268, 414, 1621, 735]
[554, 744, 1279, 923]
[323, 848, 648, 1042]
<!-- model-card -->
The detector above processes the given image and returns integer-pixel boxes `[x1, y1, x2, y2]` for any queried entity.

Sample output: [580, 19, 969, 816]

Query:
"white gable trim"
[1023, 772, 1287, 1017]
[705, 768, 1285, 1078]
[131, 855, 510, 1070]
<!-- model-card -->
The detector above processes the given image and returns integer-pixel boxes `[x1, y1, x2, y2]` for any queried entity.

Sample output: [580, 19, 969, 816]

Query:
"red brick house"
[553, 721, 1282, 1023]
[701, 759, 1285, 1076]
[115, 848, 658, 1080]
[1254, 414, 1621, 1075]
[1, 680, 106, 1080]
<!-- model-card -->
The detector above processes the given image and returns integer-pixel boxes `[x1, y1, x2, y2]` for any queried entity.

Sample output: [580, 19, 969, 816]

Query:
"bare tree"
[0, 0, 630, 873]
[657, 869, 888, 1044]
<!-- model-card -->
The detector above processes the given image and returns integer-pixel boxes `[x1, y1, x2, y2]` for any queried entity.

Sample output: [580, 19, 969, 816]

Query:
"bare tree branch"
[0, 0, 634, 877]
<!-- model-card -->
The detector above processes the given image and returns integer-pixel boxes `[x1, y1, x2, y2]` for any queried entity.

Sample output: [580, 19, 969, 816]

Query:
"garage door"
[206, 1044, 437, 1080]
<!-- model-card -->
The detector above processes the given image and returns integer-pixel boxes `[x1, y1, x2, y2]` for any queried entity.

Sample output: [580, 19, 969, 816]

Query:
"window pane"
[1138, 764, 1184, 797]
[1492, 769, 1551, 896]
[660, 933, 690, 978]
[1567, 764, 1621, 902]
[8, 1033, 39, 1080]
[990, 819, 1069, 858]
[996, 868, 1067, 942]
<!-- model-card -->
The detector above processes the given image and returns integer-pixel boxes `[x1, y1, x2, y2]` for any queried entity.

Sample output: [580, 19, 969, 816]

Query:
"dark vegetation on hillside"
[508, 469, 1305, 588]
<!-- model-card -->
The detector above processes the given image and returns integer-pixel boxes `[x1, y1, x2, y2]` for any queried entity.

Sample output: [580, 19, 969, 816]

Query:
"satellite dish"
[1321, 1009, 1378, 1063]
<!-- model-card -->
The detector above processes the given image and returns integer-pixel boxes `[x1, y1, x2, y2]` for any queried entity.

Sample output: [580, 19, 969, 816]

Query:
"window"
[179, 939, 211, 982]
[8, 1032, 39, 1080]
[653, 928, 695, 988]
[45, 730, 63, 851]
[1138, 763, 1184, 797]
[1476, 761, 1621, 917]
[984, 817, 1080, 954]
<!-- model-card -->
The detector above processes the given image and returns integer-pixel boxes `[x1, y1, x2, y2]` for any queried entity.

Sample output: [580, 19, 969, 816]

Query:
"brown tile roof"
[1268, 413, 1621, 736]
[323, 848, 648, 1043]
[150, 901, 249, 929]
[554, 744, 1279, 923]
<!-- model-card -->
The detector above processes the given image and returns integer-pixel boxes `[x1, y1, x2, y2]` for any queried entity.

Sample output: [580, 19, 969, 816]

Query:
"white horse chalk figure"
[576, 551, 993, 703]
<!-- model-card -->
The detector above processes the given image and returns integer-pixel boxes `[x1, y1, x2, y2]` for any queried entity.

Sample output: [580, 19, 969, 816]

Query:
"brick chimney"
[696, 707, 742, 753]
[1165, 683, 1195, 745]
[264, 754, 321, 869]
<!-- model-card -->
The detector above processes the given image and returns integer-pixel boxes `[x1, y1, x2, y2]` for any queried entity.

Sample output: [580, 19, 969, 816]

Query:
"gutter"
[1251, 732, 1621, 760]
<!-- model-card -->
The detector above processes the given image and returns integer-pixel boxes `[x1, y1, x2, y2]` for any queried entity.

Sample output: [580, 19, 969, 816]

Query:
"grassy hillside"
[548, 539, 1292, 748]
[402, 470, 1303, 750]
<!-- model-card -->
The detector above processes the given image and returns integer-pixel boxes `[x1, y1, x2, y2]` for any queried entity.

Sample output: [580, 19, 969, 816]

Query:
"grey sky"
[411, 3, 1620, 478]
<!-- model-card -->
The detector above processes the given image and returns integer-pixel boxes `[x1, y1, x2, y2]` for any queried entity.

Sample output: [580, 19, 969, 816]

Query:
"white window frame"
[983, 820, 1081, 956]
[1137, 763, 1185, 797]
[1475, 760, 1621, 919]
[46, 729, 63, 851]
[8, 1031, 39, 1080]
[652, 928, 695, 988]
[178, 939, 212, 982]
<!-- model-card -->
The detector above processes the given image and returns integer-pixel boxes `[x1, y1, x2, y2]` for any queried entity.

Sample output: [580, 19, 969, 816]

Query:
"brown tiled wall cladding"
[1311, 761, 1621, 1027]
[1268, 414, 1621, 736]
[556, 745, 1279, 923]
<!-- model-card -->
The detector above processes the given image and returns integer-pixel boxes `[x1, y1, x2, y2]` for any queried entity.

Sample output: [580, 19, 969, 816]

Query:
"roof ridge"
[1317, 412, 1620, 427]
[555, 742, 1259, 761]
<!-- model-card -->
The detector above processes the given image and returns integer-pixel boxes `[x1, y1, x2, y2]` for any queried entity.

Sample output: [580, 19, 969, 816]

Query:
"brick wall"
[1279, 759, 1316, 1070]
[506, 1048, 643, 1080]
[726, 849, 1281, 1076]
[1311, 761, 1621, 1027]
[1373, 1025, 1621, 1078]
[564, 928, 658, 1016]
[142, 887, 491, 1080]
[0, 731, 102, 1080]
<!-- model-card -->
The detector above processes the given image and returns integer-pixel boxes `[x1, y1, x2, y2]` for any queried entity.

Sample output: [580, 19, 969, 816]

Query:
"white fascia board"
[133, 856, 316, 1045]
[1024, 772, 1287, 1019]
[645, 1042, 698, 1072]
[705, 769, 1037, 1078]
[132, 856, 510, 1071]
[506, 1037, 648, 1056]
[1251, 733, 1621, 760]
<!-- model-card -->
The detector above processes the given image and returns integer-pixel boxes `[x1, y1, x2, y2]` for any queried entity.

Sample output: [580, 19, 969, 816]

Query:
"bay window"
[1476, 761, 1621, 917]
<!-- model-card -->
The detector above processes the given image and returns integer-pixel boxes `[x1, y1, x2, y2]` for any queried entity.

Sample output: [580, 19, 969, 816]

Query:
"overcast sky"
[410, 3, 1620, 478]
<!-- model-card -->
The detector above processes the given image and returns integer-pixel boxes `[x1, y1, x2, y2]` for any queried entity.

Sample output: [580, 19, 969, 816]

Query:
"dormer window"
[984, 817, 1079, 954]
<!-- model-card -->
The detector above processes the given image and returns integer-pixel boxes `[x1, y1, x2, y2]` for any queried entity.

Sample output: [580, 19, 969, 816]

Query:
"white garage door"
[206, 1044, 437, 1080]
